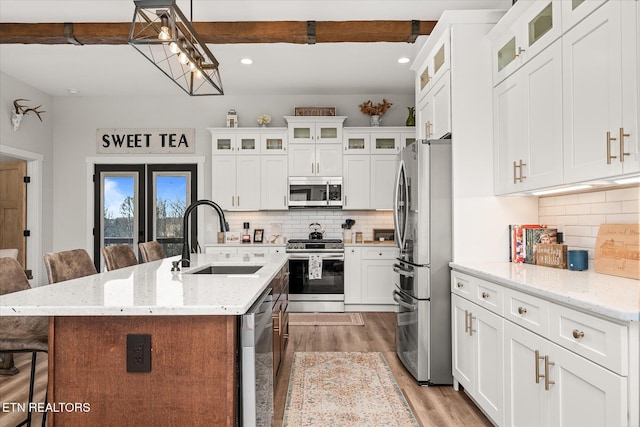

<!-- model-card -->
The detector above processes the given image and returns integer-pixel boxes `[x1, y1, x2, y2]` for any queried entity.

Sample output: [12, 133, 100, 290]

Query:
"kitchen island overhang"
[0, 253, 288, 426]
[0, 253, 288, 316]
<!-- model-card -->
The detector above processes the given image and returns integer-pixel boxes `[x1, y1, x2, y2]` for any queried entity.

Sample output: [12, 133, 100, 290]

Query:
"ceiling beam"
[0, 20, 437, 45]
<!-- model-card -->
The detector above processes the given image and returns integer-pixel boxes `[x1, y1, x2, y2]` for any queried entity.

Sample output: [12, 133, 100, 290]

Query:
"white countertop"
[450, 261, 640, 322]
[0, 253, 288, 316]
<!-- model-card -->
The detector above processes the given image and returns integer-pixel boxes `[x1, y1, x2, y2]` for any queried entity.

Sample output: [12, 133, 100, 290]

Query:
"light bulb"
[158, 14, 171, 40]
[159, 26, 170, 40]
[194, 69, 203, 79]
[189, 61, 196, 71]
[169, 42, 179, 54]
[178, 52, 189, 65]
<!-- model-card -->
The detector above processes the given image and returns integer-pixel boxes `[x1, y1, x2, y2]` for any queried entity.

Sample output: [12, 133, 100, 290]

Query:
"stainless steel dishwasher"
[240, 287, 274, 426]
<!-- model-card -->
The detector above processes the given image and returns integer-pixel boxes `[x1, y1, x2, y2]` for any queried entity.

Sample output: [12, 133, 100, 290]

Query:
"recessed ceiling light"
[240, 58, 253, 65]
[68, 88, 80, 95]
[397, 57, 410, 64]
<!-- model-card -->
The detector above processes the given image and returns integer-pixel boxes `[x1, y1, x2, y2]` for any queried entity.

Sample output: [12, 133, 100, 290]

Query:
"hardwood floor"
[0, 312, 491, 427]
[0, 352, 47, 427]
[275, 312, 492, 427]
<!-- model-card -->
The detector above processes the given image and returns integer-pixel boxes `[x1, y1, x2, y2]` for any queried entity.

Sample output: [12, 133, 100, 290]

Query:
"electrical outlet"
[126, 334, 151, 373]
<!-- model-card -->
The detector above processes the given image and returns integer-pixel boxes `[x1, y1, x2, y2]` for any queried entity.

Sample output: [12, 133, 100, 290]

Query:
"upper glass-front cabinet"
[284, 116, 347, 144]
[343, 132, 371, 154]
[490, 1, 561, 85]
[260, 130, 288, 154]
[561, 0, 608, 33]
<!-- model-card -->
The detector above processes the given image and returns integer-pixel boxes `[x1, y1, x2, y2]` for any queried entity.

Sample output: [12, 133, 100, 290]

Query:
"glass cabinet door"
[237, 136, 259, 154]
[261, 132, 287, 153]
[371, 134, 400, 154]
[211, 134, 236, 155]
[528, 3, 553, 47]
[343, 132, 370, 153]
[316, 124, 341, 143]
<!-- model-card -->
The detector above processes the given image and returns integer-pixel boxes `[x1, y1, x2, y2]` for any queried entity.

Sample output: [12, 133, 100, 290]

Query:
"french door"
[93, 164, 197, 270]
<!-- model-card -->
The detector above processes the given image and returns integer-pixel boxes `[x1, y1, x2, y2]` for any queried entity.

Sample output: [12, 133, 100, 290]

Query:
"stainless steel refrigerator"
[392, 138, 452, 385]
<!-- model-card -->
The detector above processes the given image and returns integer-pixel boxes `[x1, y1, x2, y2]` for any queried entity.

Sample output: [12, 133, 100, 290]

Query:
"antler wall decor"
[11, 99, 46, 131]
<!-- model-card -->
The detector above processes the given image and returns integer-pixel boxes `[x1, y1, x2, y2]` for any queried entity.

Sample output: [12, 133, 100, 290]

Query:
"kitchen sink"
[188, 265, 263, 275]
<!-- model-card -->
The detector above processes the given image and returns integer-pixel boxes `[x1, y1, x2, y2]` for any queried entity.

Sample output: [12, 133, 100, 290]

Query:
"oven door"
[288, 253, 345, 294]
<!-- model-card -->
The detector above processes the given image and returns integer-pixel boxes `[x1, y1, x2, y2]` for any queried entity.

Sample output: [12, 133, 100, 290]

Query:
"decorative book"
[534, 244, 567, 269]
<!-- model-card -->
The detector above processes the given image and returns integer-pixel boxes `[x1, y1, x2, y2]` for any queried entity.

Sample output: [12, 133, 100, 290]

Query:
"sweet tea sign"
[97, 129, 195, 154]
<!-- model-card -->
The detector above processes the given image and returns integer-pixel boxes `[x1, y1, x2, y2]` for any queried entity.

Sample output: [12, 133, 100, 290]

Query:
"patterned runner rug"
[283, 352, 419, 426]
[288, 312, 364, 326]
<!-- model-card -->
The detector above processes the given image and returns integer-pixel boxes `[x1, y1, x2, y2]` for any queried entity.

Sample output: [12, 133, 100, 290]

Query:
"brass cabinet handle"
[317, 163, 320, 174]
[572, 329, 585, 339]
[345, 195, 348, 206]
[469, 313, 476, 336]
[464, 309, 469, 334]
[535, 350, 544, 384]
[273, 312, 280, 333]
[311, 163, 314, 174]
[513, 159, 527, 183]
[607, 131, 618, 164]
[517, 306, 527, 315]
[457, 282, 464, 288]
[237, 196, 240, 206]
[481, 292, 490, 299]
[544, 355, 555, 391]
[619, 127, 630, 162]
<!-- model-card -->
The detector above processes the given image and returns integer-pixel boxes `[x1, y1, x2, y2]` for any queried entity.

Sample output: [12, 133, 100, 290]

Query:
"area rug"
[283, 352, 419, 426]
[288, 312, 364, 326]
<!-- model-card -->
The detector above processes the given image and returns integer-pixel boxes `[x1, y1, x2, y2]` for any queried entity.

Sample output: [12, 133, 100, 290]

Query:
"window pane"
[102, 175, 137, 249]
[154, 174, 189, 256]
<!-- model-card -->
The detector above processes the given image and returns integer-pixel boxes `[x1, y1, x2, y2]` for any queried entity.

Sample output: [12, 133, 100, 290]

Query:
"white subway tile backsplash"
[590, 202, 621, 214]
[539, 185, 639, 260]
[605, 187, 640, 202]
[221, 209, 393, 242]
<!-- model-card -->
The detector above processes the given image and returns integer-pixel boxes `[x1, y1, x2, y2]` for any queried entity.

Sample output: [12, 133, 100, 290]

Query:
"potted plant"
[359, 99, 393, 126]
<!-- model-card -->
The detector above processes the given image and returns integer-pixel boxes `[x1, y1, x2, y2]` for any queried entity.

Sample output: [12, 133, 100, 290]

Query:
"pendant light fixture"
[129, 0, 224, 96]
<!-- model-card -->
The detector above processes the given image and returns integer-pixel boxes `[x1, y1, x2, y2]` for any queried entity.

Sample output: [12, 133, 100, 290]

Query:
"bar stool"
[101, 244, 138, 271]
[43, 249, 97, 284]
[0, 257, 48, 427]
[138, 241, 166, 263]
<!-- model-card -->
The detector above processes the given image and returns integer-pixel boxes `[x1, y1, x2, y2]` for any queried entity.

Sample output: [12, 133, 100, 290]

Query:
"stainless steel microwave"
[288, 177, 343, 208]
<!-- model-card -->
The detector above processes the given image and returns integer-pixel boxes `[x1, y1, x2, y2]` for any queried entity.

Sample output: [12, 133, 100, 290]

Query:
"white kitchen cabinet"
[260, 155, 288, 210]
[418, 71, 451, 140]
[210, 131, 261, 155]
[284, 116, 346, 144]
[504, 321, 626, 427]
[452, 279, 504, 426]
[490, 1, 562, 86]
[560, 0, 608, 34]
[211, 155, 260, 210]
[204, 245, 285, 255]
[370, 155, 396, 210]
[562, 0, 639, 183]
[416, 28, 451, 103]
[343, 155, 370, 209]
[260, 129, 288, 154]
[288, 143, 342, 177]
[343, 131, 371, 154]
[344, 245, 397, 311]
[361, 248, 396, 305]
[370, 132, 401, 154]
[344, 247, 362, 304]
[494, 40, 563, 194]
[453, 268, 635, 427]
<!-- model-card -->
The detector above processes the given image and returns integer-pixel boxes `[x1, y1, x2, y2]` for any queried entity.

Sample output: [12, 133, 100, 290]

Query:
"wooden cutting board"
[594, 224, 640, 280]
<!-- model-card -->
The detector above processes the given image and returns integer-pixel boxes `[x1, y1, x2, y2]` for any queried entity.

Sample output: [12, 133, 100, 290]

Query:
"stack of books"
[509, 225, 566, 268]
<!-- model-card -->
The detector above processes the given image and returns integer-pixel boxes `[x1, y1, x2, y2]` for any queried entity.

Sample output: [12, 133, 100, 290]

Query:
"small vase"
[406, 107, 415, 126]
[370, 115, 382, 127]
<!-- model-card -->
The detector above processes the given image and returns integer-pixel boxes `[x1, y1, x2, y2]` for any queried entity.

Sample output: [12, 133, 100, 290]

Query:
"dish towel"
[308, 255, 323, 280]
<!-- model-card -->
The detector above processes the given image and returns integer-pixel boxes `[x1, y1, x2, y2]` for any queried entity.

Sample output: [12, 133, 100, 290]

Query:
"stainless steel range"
[286, 239, 345, 312]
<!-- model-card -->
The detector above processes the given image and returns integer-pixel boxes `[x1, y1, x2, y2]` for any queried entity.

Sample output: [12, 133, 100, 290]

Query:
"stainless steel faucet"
[181, 200, 229, 267]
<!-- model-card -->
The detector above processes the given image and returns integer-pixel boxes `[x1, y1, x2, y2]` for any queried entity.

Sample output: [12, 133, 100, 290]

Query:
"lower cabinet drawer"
[549, 304, 628, 375]
[504, 288, 549, 336]
[451, 271, 476, 299]
[362, 247, 397, 259]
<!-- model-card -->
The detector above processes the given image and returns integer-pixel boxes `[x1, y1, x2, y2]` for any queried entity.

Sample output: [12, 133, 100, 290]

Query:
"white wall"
[0, 72, 54, 285]
[52, 93, 414, 251]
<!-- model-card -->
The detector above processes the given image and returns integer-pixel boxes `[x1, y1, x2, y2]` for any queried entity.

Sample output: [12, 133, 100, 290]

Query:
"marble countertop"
[0, 253, 288, 317]
[450, 261, 640, 322]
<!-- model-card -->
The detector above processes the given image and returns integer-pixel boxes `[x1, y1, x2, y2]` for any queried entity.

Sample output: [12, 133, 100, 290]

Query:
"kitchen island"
[0, 253, 288, 426]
